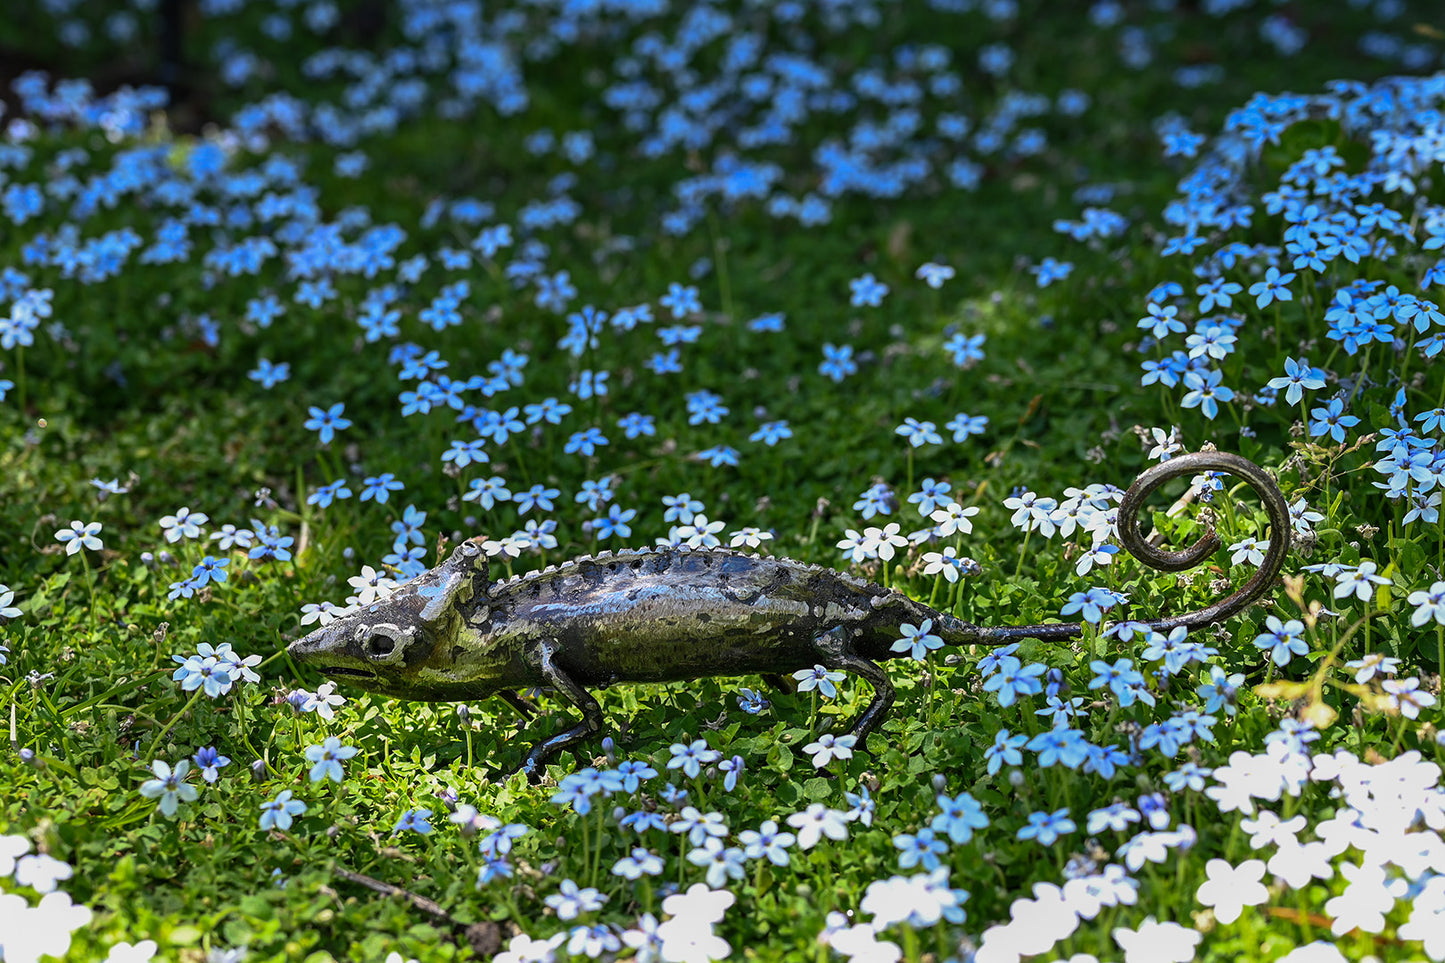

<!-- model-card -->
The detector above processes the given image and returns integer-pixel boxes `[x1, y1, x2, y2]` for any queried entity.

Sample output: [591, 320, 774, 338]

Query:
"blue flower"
[942, 333, 985, 367]
[905, 478, 951, 517]
[893, 827, 947, 870]
[1265, 357, 1325, 405]
[259, 789, 307, 831]
[1027, 728, 1089, 769]
[305, 736, 358, 783]
[1088, 658, 1155, 708]
[931, 792, 988, 844]
[247, 358, 290, 388]
[462, 476, 512, 510]
[612, 848, 664, 880]
[749, 420, 792, 445]
[1017, 808, 1075, 846]
[593, 505, 636, 540]
[618, 412, 656, 439]
[514, 484, 561, 514]
[984, 729, 1026, 775]
[659, 282, 702, 318]
[915, 262, 955, 288]
[1249, 265, 1296, 308]
[565, 427, 609, 457]
[736, 687, 770, 714]
[394, 809, 433, 835]
[1308, 397, 1360, 443]
[1060, 587, 1123, 624]
[1196, 666, 1244, 716]
[719, 755, 745, 792]
[666, 739, 721, 778]
[793, 665, 846, 699]
[190, 556, 229, 587]
[895, 417, 942, 447]
[981, 659, 1046, 707]
[139, 759, 199, 818]
[1253, 615, 1308, 667]
[946, 412, 988, 440]
[818, 343, 857, 382]
[890, 620, 944, 661]
[1138, 302, 1184, 339]
[192, 746, 230, 783]
[603, 761, 653, 794]
[848, 273, 889, 307]
[359, 473, 405, 503]
[1179, 368, 1234, 420]
[303, 403, 351, 444]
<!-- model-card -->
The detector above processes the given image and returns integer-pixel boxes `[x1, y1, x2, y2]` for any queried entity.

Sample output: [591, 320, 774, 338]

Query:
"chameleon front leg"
[812, 625, 896, 745]
[520, 641, 605, 780]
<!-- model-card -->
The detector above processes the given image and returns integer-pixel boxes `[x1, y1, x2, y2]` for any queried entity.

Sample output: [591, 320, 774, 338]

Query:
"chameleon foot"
[813, 625, 896, 746]
[520, 641, 605, 781]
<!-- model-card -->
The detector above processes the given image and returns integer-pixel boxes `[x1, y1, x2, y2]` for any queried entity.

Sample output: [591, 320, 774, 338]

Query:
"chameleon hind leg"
[520, 641, 605, 780]
[813, 625, 896, 744]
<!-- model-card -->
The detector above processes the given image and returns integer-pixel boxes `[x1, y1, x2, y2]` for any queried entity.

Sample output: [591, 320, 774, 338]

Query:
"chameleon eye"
[360, 623, 412, 663]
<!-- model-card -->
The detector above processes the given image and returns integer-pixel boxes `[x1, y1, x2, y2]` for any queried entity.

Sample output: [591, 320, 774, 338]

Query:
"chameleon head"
[287, 536, 491, 700]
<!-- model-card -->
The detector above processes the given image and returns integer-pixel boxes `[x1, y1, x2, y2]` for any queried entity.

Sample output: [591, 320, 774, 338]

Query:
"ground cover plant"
[1, 0, 1445, 960]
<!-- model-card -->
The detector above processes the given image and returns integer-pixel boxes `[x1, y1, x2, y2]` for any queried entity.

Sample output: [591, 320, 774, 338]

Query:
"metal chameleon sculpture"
[288, 451, 1289, 776]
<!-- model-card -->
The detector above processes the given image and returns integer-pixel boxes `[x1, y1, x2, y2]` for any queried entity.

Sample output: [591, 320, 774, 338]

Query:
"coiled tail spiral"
[972, 450, 1291, 645]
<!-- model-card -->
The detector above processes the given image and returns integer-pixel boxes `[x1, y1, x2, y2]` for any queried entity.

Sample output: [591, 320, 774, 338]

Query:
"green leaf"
[802, 777, 833, 801]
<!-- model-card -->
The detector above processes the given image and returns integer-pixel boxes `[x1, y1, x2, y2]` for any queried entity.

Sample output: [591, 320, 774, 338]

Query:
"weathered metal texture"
[288, 451, 1289, 775]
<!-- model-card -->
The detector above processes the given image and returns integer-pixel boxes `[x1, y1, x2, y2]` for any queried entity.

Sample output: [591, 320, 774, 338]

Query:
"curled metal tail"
[975, 450, 1291, 645]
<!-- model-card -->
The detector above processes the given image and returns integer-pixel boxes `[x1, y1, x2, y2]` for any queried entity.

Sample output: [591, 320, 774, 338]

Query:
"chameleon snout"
[287, 622, 376, 679]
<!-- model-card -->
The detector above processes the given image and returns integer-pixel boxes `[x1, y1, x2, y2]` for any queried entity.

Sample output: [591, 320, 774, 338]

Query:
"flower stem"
[151, 688, 206, 754]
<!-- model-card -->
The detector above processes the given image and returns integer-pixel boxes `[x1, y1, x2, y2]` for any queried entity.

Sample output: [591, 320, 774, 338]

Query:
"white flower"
[346, 565, 398, 606]
[302, 681, 347, 720]
[0, 834, 31, 875]
[677, 515, 725, 549]
[13, 853, 73, 893]
[1239, 810, 1305, 849]
[0, 584, 21, 620]
[785, 804, 850, 849]
[492, 932, 565, 963]
[1111, 917, 1201, 963]
[801, 733, 856, 768]
[922, 547, 964, 581]
[728, 527, 773, 549]
[1332, 560, 1390, 601]
[1194, 858, 1267, 924]
[861, 524, 908, 561]
[1267, 841, 1335, 889]
[860, 875, 924, 929]
[55, 520, 103, 555]
[1382, 677, 1437, 719]
[299, 601, 347, 626]
[159, 507, 209, 542]
[656, 918, 729, 963]
[1397, 876, 1445, 960]
[929, 501, 979, 536]
[483, 537, 523, 558]
[1324, 861, 1395, 936]
[828, 923, 901, 963]
[1148, 426, 1182, 461]
[661, 883, 734, 924]
[0, 890, 94, 963]
[107, 940, 160, 963]
[837, 529, 871, 563]
[1227, 537, 1267, 567]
